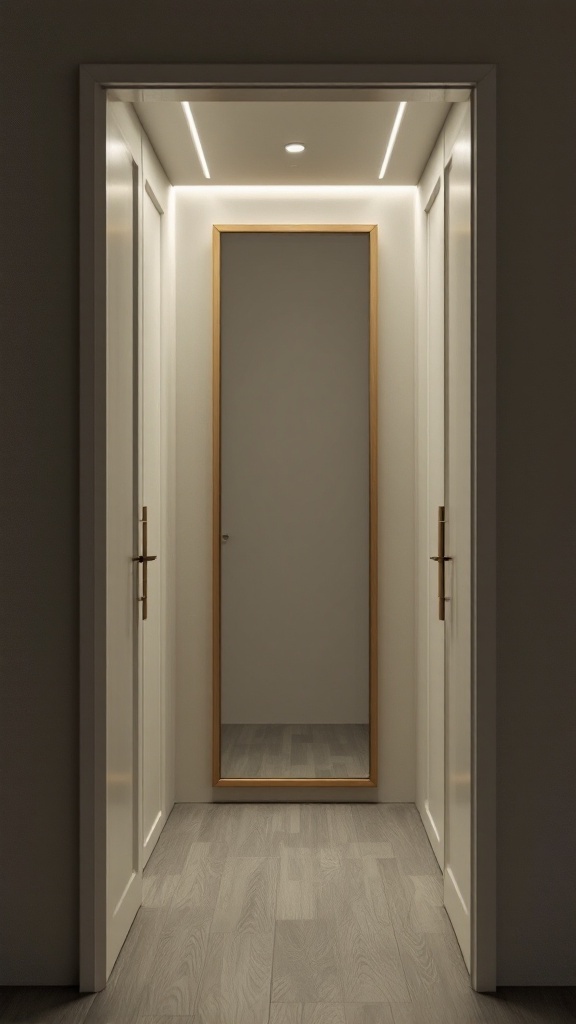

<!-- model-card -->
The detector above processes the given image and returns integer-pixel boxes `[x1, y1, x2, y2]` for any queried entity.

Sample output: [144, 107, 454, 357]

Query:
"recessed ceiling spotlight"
[285, 143, 305, 154]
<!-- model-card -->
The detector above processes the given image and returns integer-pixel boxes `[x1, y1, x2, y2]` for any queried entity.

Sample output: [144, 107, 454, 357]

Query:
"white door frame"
[79, 61, 496, 993]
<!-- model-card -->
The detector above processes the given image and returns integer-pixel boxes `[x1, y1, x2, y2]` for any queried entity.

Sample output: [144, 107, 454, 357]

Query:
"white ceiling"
[131, 93, 453, 187]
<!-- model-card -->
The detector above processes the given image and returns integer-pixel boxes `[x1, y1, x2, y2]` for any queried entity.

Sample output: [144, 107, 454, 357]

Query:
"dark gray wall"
[1, 0, 575, 986]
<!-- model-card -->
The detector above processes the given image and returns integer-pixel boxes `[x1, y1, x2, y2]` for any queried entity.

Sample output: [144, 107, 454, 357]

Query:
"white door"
[443, 105, 473, 969]
[417, 172, 446, 868]
[105, 104, 172, 976]
[139, 155, 170, 867]
[105, 106, 142, 976]
[416, 102, 473, 968]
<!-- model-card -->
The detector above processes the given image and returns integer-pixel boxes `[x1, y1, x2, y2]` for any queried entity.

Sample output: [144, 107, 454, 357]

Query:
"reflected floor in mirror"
[221, 723, 369, 779]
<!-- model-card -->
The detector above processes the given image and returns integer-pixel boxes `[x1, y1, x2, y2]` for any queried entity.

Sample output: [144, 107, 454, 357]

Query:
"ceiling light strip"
[378, 101, 407, 180]
[182, 102, 211, 180]
[174, 185, 417, 194]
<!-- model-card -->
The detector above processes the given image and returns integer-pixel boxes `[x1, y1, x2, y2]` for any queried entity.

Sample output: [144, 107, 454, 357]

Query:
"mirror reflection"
[221, 724, 369, 780]
[216, 227, 375, 784]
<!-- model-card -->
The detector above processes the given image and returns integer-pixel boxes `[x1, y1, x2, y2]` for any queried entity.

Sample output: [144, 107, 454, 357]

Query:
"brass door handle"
[133, 506, 157, 619]
[430, 506, 451, 621]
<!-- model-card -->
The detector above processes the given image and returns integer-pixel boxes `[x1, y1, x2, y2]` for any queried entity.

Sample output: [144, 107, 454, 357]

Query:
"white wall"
[174, 187, 417, 801]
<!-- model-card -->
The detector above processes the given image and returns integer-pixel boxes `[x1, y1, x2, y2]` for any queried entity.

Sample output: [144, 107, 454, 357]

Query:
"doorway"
[79, 63, 496, 994]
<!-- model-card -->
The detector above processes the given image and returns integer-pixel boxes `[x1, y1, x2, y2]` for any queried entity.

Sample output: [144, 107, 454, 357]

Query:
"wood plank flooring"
[1, 804, 575, 1023]
[221, 724, 369, 779]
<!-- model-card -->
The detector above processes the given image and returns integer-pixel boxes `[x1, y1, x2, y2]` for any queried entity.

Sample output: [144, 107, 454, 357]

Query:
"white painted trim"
[79, 62, 497, 994]
[83, 62, 493, 88]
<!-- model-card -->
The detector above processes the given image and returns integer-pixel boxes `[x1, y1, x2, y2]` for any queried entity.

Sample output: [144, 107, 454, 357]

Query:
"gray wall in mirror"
[219, 230, 372, 777]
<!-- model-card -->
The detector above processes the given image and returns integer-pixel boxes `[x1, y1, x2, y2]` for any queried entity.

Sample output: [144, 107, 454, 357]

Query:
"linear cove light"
[182, 102, 211, 180]
[378, 102, 407, 180]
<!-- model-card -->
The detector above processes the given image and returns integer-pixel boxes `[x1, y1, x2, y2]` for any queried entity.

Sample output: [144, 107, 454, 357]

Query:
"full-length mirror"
[213, 225, 377, 786]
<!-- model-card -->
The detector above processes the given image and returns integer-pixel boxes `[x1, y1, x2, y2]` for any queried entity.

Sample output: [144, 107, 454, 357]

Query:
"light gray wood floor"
[1, 804, 575, 1024]
[221, 724, 370, 779]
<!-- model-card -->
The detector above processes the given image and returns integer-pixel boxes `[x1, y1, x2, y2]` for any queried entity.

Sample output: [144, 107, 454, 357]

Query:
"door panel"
[140, 181, 164, 865]
[424, 184, 446, 866]
[105, 108, 142, 975]
[416, 159, 446, 869]
[444, 106, 472, 969]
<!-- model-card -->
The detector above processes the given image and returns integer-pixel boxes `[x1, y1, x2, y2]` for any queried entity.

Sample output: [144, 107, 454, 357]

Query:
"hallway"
[1, 804, 575, 1023]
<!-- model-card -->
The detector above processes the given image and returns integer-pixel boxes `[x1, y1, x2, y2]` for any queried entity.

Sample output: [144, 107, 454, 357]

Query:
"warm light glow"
[378, 102, 407, 180]
[285, 143, 305, 153]
[173, 185, 417, 194]
[181, 102, 211, 179]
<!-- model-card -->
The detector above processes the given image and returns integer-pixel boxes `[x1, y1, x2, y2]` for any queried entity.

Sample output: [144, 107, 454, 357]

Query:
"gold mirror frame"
[212, 224, 378, 787]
